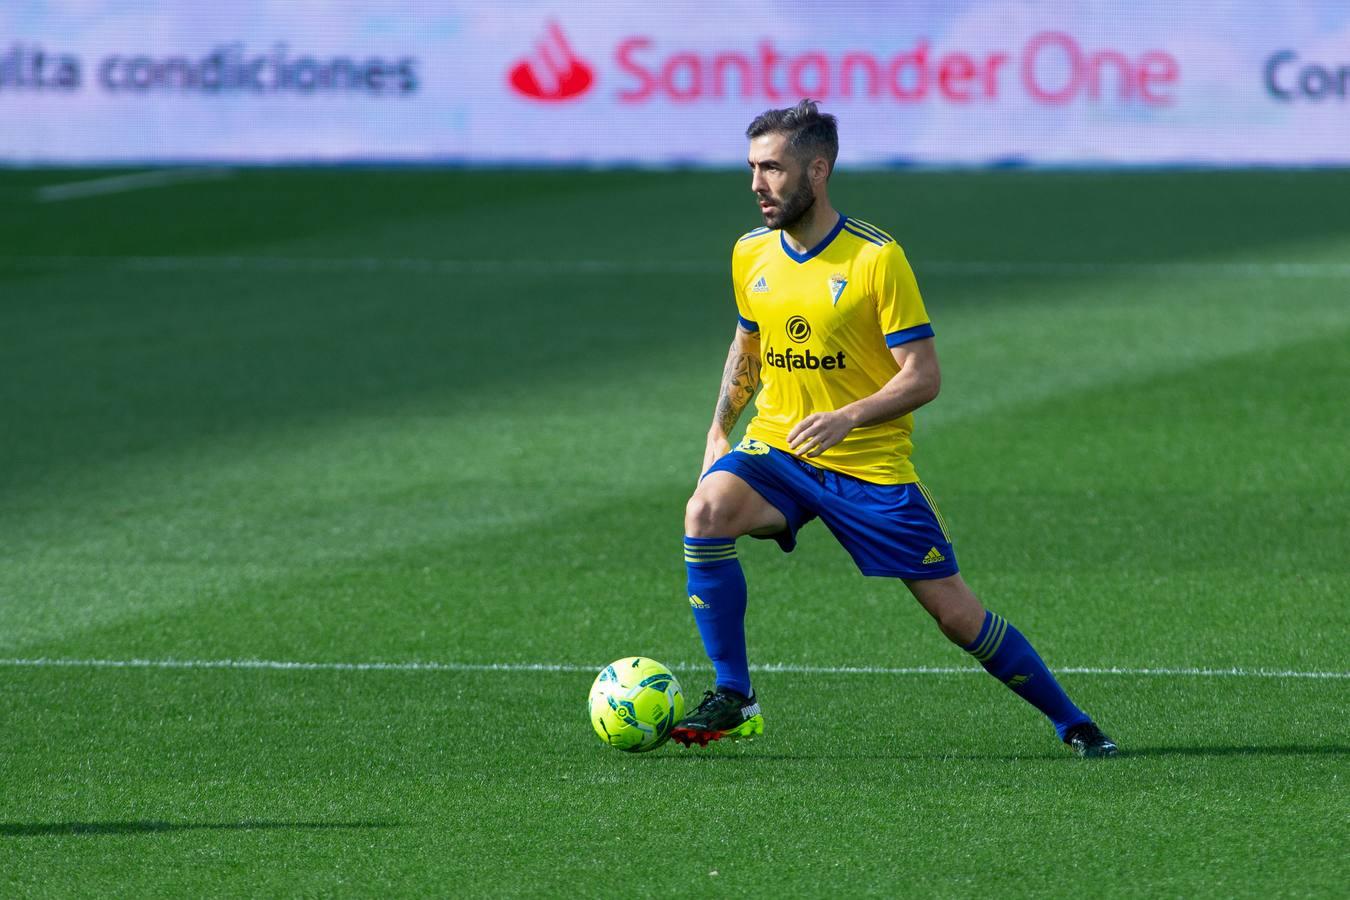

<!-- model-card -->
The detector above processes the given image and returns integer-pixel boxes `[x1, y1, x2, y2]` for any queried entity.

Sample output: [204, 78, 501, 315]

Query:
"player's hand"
[787, 411, 854, 458]
[701, 431, 732, 478]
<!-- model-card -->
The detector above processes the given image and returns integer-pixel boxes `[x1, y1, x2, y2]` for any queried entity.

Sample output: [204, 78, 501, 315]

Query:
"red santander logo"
[508, 21, 595, 101]
[507, 24, 1178, 107]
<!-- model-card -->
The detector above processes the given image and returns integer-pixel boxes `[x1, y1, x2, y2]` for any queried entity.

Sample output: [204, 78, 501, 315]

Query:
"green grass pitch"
[1, 167, 1347, 896]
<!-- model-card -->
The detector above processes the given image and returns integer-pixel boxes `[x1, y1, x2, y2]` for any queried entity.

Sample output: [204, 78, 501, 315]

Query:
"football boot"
[670, 688, 764, 747]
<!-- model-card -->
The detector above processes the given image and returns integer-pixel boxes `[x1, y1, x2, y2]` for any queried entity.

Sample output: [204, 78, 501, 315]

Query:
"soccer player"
[671, 100, 1117, 758]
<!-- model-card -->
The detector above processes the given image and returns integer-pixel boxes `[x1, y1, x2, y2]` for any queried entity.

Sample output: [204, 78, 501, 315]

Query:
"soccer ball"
[588, 657, 685, 752]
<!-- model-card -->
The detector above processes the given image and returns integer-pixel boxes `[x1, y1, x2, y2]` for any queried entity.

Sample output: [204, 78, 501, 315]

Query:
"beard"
[759, 172, 816, 230]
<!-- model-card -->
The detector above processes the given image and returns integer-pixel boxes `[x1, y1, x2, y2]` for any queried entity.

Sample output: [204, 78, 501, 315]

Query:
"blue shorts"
[704, 439, 960, 580]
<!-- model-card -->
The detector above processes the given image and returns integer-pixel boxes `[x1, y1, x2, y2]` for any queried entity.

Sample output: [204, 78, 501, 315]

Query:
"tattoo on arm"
[713, 334, 762, 435]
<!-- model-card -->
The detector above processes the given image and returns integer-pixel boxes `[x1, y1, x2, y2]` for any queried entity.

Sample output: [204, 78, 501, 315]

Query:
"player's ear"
[809, 156, 829, 186]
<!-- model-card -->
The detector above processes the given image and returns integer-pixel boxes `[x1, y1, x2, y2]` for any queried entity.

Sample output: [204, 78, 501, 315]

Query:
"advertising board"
[2, 2, 1347, 165]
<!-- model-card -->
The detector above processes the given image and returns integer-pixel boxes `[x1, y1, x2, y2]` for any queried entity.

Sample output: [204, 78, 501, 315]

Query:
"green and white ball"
[588, 657, 685, 752]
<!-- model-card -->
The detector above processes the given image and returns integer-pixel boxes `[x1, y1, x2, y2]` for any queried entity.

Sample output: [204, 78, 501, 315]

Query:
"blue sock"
[964, 611, 1091, 739]
[684, 537, 752, 698]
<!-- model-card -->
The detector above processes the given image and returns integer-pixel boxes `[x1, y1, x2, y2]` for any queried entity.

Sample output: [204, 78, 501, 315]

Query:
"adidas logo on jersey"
[922, 546, 947, 565]
[751, 276, 769, 293]
[689, 595, 709, 609]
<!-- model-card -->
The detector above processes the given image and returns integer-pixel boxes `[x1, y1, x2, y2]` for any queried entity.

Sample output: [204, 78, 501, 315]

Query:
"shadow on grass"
[1118, 744, 1349, 759]
[644, 744, 1349, 763]
[0, 820, 401, 837]
[8, 168, 1350, 500]
[651, 751, 1065, 762]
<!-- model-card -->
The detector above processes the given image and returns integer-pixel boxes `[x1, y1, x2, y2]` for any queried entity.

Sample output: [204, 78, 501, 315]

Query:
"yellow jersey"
[732, 214, 934, 484]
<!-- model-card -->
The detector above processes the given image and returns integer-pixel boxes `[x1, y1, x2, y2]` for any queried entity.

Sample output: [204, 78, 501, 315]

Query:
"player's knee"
[909, 577, 985, 645]
[934, 598, 985, 646]
[684, 491, 739, 538]
[934, 607, 976, 645]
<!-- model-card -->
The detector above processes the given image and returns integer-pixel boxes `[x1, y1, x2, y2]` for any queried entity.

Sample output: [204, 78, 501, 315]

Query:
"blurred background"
[4, 1, 1348, 166]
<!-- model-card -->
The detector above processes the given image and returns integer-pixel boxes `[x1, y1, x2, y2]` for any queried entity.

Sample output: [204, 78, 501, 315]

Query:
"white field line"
[34, 168, 234, 203]
[0, 657, 1345, 679]
[1, 254, 1349, 279]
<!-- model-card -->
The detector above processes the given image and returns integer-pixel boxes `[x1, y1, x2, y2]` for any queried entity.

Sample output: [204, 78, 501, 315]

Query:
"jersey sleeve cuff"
[885, 323, 934, 347]
[737, 315, 759, 332]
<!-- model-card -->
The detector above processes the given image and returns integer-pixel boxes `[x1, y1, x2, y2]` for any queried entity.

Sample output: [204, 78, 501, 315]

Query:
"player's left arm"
[787, 339, 940, 458]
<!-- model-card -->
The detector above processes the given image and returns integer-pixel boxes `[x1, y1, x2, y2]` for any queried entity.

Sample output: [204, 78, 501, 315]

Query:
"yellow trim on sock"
[976, 616, 1008, 662]
[971, 614, 1006, 661]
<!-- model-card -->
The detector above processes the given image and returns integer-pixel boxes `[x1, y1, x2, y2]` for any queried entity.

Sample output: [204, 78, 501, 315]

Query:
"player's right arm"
[703, 323, 761, 476]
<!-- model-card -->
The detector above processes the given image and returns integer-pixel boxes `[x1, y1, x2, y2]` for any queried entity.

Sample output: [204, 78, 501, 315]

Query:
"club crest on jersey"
[751, 276, 769, 293]
[828, 273, 848, 306]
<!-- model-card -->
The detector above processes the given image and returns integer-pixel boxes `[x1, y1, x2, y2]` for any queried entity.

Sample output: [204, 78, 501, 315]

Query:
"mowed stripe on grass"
[1, 168, 1347, 897]
[4, 662, 1344, 896]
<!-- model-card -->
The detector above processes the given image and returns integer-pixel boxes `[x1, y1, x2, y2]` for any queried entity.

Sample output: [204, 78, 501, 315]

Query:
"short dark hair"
[745, 99, 839, 177]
